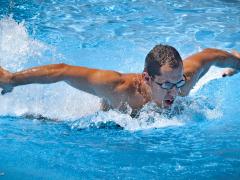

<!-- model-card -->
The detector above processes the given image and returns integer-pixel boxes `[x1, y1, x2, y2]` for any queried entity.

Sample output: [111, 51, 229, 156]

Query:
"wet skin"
[0, 48, 240, 113]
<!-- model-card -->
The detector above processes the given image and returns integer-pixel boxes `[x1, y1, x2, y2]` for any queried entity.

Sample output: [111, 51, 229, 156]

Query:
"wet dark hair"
[144, 44, 182, 78]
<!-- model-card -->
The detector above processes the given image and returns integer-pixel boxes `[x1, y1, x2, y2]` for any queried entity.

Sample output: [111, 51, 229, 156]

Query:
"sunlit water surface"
[0, 0, 240, 179]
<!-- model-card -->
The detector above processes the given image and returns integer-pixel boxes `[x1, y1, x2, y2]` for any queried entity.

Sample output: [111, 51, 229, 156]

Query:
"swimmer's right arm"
[0, 64, 123, 96]
[181, 49, 240, 95]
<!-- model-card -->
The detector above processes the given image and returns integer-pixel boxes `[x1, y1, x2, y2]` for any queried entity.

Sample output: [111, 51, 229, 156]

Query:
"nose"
[167, 86, 178, 97]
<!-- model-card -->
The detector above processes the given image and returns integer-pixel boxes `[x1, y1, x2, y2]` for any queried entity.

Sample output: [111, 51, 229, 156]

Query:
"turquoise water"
[0, 0, 240, 179]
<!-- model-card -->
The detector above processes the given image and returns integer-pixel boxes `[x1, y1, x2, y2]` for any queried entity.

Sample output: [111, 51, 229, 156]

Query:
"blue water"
[1, 0, 240, 179]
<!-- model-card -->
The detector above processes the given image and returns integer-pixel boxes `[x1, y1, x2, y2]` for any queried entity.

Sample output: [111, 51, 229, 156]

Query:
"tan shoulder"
[113, 73, 140, 94]
[88, 69, 122, 85]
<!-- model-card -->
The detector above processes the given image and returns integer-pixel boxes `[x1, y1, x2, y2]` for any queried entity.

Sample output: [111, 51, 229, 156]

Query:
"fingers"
[0, 67, 14, 95]
[1, 89, 7, 95]
[222, 73, 227, 77]
[222, 68, 237, 77]
[1, 87, 13, 95]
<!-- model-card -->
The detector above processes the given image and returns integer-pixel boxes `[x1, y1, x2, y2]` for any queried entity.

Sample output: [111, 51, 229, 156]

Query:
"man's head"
[143, 44, 184, 108]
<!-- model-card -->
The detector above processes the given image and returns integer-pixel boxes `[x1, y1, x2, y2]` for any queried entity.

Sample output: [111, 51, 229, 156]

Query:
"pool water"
[1, 0, 240, 179]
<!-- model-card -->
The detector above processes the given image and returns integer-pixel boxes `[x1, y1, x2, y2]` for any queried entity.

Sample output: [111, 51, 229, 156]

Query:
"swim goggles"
[153, 74, 186, 90]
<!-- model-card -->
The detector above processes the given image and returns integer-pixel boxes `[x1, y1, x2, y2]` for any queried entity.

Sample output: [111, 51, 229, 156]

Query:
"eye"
[162, 82, 173, 89]
[176, 80, 185, 88]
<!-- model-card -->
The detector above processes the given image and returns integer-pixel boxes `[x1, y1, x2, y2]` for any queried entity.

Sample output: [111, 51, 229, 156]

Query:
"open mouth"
[164, 99, 174, 106]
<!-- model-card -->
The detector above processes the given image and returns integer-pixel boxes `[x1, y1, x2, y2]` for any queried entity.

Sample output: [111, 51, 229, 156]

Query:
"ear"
[142, 72, 152, 84]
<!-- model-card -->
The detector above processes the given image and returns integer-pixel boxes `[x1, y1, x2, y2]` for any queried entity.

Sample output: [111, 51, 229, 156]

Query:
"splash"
[70, 96, 223, 131]
[0, 16, 48, 71]
[70, 108, 184, 131]
[0, 16, 100, 119]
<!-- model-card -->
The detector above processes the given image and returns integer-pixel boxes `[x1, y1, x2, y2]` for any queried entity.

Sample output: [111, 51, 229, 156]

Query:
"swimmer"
[0, 45, 240, 115]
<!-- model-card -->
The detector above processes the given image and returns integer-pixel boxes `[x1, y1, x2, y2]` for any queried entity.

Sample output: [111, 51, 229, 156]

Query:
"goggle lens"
[156, 79, 186, 90]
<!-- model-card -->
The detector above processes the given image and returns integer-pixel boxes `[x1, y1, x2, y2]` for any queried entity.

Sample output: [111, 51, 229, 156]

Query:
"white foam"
[70, 95, 224, 131]
[0, 16, 48, 71]
[71, 108, 184, 131]
[0, 16, 100, 119]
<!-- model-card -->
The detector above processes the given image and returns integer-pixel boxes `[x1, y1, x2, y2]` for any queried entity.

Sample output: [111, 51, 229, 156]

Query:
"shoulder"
[88, 69, 123, 85]
[116, 74, 140, 90]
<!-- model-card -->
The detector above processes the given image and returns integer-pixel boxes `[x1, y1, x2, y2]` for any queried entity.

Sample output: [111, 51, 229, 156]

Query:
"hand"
[222, 50, 240, 77]
[0, 67, 14, 95]
[222, 68, 238, 77]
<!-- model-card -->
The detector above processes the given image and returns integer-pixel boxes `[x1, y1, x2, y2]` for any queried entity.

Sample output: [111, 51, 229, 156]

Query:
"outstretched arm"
[0, 64, 123, 97]
[181, 48, 240, 95]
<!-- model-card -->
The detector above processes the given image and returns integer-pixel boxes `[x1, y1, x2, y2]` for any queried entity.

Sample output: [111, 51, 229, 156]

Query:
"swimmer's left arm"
[180, 48, 240, 96]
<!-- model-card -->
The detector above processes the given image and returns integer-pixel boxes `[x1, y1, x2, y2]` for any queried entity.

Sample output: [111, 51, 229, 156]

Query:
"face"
[143, 63, 184, 108]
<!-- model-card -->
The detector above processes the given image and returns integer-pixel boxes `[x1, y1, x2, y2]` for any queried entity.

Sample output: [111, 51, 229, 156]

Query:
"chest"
[101, 91, 147, 114]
